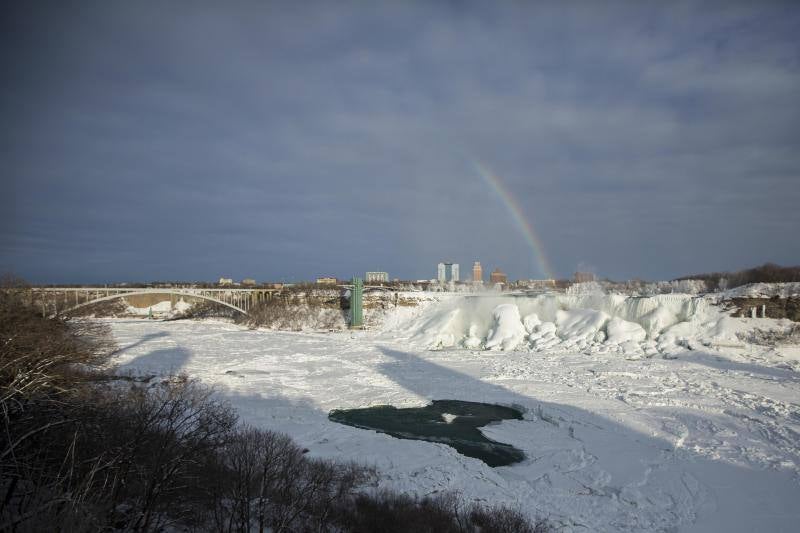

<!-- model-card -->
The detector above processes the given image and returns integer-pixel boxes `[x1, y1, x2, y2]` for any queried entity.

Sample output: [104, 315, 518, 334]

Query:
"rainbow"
[471, 161, 555, 280]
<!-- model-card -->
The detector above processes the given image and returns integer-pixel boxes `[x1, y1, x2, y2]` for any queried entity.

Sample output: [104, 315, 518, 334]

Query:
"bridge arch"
[59, 290, 249, 316]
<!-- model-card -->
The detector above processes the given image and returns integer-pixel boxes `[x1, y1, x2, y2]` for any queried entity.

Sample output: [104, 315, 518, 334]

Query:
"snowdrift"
[402, 292, 771, 356]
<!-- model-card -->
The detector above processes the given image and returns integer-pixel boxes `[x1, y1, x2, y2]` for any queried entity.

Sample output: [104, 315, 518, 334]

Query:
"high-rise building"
[437, 262, 459, 282]
[365, 272, 389, 283]
[472, 261, 483, 283]
[437, 262, 446, 283]
[574, 272, 595, 283]
[490, 268, 508, 285]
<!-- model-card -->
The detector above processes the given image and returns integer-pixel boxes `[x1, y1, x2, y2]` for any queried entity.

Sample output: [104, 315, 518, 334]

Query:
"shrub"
[338, 490, 550, 533]
[243, 292, 346, 331]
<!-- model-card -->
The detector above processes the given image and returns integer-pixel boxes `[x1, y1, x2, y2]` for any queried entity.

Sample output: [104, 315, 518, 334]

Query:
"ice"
[657, 321, 698, 352]
[463, 324, 483, 349]
[638, 305, 679, 338]
[485, 304, 527, 351]
[702, 316, 747, 347]
[400, 291, 728, 356]
[413, 307, 461, 349]
[522, 313, 541, 334]
[106, 311, 800, 533]
[555, 308, 610, 341]
[606, 317, 647, 345]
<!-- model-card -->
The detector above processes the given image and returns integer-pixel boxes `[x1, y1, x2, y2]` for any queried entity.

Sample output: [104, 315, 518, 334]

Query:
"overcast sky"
[2, 1, 798, 284]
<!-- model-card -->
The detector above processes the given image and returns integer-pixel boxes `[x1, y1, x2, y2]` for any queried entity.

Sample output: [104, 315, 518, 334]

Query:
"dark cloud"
[2, 1, 799, 283]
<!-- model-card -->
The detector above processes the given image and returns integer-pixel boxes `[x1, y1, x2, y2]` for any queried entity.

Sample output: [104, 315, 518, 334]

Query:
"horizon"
[2, 1, 799, 284]
[12, 260, 798, 287]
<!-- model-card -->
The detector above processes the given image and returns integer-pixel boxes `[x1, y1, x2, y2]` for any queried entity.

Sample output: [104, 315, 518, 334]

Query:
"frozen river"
[107, 318, 800, 532]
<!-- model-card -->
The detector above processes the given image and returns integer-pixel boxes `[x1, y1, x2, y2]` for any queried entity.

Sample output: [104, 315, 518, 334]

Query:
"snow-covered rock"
[606, 317, 647, 345]
[555, 309, 610, 342]
[522, 313, 541, 334]
[485, 304, 526, 351]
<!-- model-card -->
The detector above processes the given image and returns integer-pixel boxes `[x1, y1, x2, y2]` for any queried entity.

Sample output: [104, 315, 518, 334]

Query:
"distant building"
[490, 268, 507, 285]
[522, 279, 556, 290]
[316, 277, 338, 285]
[241, 278, 257, 286]
[472, 261, 483, 283]
[574, 272, 596, 283]
[437, 263, 446, 283]
[437, 262, 459, 283]
[218, 277, 233, 286]
[365, 272, 389, 283]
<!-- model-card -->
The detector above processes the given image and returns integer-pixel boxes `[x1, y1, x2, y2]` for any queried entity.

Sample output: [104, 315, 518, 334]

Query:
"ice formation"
[485, 304, 527, 351]
[406, 291, 750, 356]
[606, 316, 647, 344]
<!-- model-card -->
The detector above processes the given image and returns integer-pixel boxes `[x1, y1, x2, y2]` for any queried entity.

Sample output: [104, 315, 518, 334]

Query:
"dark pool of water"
[328, 400, 525, 467]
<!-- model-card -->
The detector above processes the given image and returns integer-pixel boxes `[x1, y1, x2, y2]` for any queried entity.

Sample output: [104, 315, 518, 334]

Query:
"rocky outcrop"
[724, 296, 800, 321]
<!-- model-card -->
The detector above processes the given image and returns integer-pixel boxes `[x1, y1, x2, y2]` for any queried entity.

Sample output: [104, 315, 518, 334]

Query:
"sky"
[1, 1, 799, 284]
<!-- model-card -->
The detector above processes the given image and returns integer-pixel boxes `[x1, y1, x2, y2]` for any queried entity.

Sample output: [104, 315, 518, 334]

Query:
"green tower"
[350, 277, 363, 328]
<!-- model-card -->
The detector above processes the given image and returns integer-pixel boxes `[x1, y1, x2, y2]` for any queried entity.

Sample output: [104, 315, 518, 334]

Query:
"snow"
[606, 317, 647, 345]
[441, 413, 458, 424]
[126, 300, 173, 315]
[125, 297, 192, 317]
[401, 293, 736, 358]
[721, 282, 800, 298]
[485, 304, 527, 351]
[555, 309, 610, 342]
[104, 291, 800, 532]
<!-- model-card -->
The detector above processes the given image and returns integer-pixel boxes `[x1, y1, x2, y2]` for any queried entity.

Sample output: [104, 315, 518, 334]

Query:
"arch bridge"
[28, 287, 279, 317]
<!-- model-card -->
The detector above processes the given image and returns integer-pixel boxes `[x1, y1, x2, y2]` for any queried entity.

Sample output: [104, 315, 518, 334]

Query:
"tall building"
[365, 271, 389, 283]
[472, 261, 483, 283]
[490, 268, 508, 285]
[574, 272, 595, 283]
[437, 262, 459, 282]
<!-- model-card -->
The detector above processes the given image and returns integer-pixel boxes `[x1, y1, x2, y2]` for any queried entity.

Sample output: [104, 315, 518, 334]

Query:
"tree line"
[675, 263, 800, 291]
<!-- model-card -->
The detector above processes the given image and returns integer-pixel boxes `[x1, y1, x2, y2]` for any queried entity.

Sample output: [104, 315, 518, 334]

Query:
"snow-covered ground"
[125, 298, 192, 317]
[106, 290, 800, 532]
